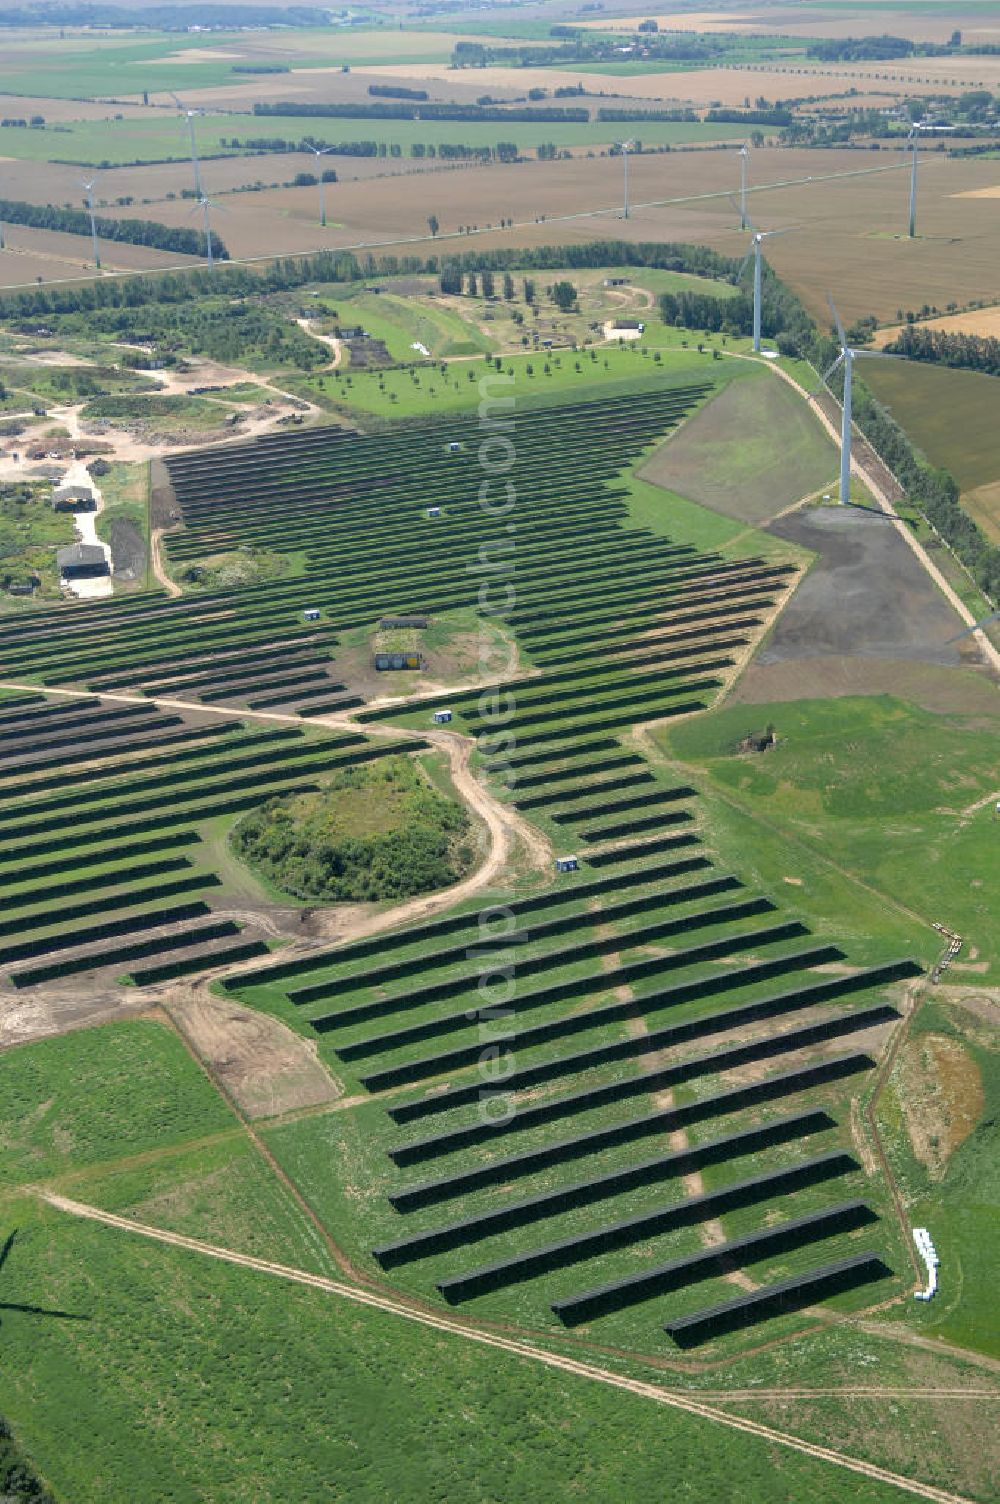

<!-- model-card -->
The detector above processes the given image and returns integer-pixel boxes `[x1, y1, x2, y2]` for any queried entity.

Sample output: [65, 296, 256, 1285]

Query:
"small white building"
[913, 1227, 939, 1301]
[433, 709, 452, 724]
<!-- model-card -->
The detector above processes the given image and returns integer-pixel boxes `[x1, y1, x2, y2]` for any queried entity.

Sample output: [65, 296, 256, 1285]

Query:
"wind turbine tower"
[738, 142, 750, 230]
[822, 295, 895, 505]
[736, 208, 793, 354]
[81, 179, 101, 270]
[171, 92, 204, 199]
[304, 142, 334, 226]
[194, 193, 219, 268]
[619, 140, 635, 219]
[907, 121, 923, 239]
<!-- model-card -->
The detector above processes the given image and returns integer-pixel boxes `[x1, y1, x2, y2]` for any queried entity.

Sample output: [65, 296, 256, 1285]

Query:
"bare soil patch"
[732, 656, 999, 716]
[0, 981, 149, 1049]
[162, 985, 341, 1120]
[896, 1032, 984, 1178]
[107, 514, 145, 582]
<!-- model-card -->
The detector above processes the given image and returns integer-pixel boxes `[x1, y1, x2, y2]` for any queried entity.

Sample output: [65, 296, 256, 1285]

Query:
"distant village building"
[57, 543, 109, 579]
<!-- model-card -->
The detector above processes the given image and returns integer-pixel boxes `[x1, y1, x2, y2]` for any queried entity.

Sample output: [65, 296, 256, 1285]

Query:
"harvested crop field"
[0, 150, 444, 212]
[353, 59, 996, 108]
[639, 369, 837, 526]
[5, 143, 999, 328]
[0, 223, 201, 289]
[71, 146, 992, 321]
[873, 304, 1000, 346]
[571, 7, 1000, 44]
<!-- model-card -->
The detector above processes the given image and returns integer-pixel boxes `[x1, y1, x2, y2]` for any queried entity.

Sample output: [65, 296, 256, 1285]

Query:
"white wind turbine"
[821, 294, 897, 505]
[303, 142, 334, 226]
[907, 120, 925, 239]
[192, 192, 222, 268]
[738, 141, 750, 230]
[80, 178, 101, 270]
[736, 206, 794, 353]
[171, 92, 204, 199]
[618, 139, 635, 219]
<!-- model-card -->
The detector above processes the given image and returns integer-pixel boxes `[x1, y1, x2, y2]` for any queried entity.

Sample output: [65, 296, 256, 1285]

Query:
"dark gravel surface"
[760, 506, 965, 666]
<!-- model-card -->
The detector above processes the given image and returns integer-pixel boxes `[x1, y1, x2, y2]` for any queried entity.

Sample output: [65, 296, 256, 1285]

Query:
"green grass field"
[0, 1020, 237, 1189]
[0, 1196, 926, 1504]
[0, 29, 454, 101]
[0, 114, 745, 168]
[337, 289, 495, 361]
[875, 995, 1000, 1360]
[657, 694, 1000, 977]
[290, 339, 738, 420]
[638, 365, 838, 526]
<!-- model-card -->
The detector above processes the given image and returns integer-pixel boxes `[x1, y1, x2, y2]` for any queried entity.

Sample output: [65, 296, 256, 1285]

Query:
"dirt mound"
[896, 1031, 984, 1178]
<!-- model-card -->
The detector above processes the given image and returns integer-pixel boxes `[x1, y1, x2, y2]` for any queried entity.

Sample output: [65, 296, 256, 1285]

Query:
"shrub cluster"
[230, 755, 472, 903]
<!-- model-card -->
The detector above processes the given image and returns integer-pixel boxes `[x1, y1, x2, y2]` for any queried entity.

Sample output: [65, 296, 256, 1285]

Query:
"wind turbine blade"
[945, 608, 1000, 644]
[724, 194, 748, 231]
[760, 225, 796, 239]
[736, 251, 753, 280]
[827, 293, 847, 348]
[819, 352, 845, 384]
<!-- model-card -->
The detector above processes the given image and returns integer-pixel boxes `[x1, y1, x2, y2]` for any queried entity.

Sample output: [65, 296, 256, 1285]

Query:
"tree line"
[252, 101, 590, 123]
[706, 107, 793, 126]
[884, 325, 1000, 378]
[852, 378, 1000, 600]
[0, 197, 227, 260]
[0, 240, 748, 325]
[368, 84, 428, 101]
[228, 135, 524, 162]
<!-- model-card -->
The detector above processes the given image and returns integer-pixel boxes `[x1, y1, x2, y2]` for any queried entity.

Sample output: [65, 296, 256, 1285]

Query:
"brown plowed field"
[80, 146, 999, 327]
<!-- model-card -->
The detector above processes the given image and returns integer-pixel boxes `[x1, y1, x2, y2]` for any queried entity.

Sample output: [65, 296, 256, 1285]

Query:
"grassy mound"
[180, 547, 288, 590]
[230, 755, 473, 903]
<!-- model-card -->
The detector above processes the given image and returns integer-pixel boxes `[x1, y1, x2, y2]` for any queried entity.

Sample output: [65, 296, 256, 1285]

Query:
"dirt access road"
[33, 1190, 980, 1504]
